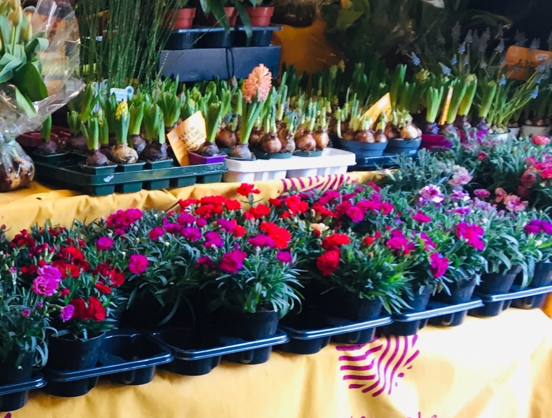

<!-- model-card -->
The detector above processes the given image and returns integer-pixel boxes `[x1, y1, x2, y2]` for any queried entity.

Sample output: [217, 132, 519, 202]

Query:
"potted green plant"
[110, 101, 140, 166]
[129, 99, 147, 154]
[230, 64, 272, 159]
[81, 116, 114, 170]
[141, 100, 168, 162]
[523, 216, 552, 287]
[67, 85, 97, 152]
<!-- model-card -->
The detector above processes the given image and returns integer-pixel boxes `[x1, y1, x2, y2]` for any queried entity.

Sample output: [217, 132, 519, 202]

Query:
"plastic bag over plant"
[0, 0, 83, 192]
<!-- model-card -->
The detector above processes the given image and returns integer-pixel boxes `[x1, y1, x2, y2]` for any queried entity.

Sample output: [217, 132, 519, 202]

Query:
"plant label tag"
[439, 87, 453, 126]
[167, 111, 206, 166]
[109, 86, 134, 102]
[362, 93, 391, 122]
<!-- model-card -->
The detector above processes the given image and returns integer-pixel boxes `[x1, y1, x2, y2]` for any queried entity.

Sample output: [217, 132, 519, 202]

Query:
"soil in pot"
[0, 352, 33, 385]
[214, 308, 279, 340]
[316, 288, 383, 322]
[433, 277, 477, 305]
[477, 266, 521, 294]
[47, 333, 106, 371]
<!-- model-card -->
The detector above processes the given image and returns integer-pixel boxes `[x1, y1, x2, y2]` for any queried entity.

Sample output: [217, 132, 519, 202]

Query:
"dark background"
[471, 0, 550, 41]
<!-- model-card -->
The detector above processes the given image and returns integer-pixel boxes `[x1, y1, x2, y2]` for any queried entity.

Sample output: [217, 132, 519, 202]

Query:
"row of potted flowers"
[2, 168, 552, 380]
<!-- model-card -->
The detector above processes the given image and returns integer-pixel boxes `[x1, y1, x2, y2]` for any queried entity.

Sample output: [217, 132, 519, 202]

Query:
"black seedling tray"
[151, 328, 289, 375]
[33, 155, 226, 196]
[469, 284, 552, 317]
[43, 332, 173, 397]
[159, 46, 280, 82]
[278, 315, 392, 355]
[0, 373, 46, 412]
[381, 299, 484, 336]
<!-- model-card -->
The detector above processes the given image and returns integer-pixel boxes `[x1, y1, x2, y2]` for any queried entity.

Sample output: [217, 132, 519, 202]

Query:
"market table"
[14, 309, 552, 418]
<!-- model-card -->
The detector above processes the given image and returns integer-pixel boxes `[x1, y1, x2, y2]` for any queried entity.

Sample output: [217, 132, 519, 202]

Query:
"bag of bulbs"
[0, 0, 82, 192]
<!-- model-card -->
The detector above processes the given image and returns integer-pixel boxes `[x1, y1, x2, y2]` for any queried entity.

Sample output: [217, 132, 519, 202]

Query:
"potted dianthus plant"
[93, 208, 203, 327]
[194, 214, 301, 340]
[43, 243, 117, 371]
[310, 231, 410, 321]
[523, 216, 552, 287]
[0, 283, 53, 385]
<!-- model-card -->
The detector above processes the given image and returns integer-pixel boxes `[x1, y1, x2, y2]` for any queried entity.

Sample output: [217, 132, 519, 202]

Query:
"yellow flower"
[338, 60, 346, 72]
[341, 0, 353, 9]
[115, 101, 129, 121]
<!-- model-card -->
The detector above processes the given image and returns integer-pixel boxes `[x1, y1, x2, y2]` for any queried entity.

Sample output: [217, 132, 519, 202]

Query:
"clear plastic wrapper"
[0, 0, 83, 192]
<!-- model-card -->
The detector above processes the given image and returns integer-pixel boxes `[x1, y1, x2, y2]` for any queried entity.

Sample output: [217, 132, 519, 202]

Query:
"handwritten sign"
[362, 93, 391, 122]
[167, 111, 206, 166]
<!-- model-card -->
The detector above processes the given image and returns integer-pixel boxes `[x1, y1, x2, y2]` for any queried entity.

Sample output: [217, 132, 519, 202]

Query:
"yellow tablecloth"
[15, 309, 552, 418]
[0, 173, 382, 237]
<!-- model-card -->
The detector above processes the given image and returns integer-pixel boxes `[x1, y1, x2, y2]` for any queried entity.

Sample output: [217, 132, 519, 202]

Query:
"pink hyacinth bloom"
[242, 64, 272, 103]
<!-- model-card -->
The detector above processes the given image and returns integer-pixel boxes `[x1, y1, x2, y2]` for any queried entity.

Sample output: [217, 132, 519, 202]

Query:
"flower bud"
[22, 22, 32, 42]
[10, 6, 22, 26]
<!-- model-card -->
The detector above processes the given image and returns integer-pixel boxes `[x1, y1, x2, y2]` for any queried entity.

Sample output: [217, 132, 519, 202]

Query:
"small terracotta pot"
[165, 8, 196, 30]
[246, 6, 274, 26]
[201, 7, 238, 27]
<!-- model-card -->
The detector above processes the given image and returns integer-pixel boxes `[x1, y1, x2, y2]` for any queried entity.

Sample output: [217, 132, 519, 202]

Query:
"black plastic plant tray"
[159, 46, 280, 82]
[34, 160, 226, 196]
[0, 373, 46, 412]
[43, 332, 173, 398]
[351, 153, 416, 171]
[469, 284, 552, 317]
[151, 328, 289, 375]
[381, 299, 484, 336]
[278, 315, 392, 355]
[234, 25, 282, 47]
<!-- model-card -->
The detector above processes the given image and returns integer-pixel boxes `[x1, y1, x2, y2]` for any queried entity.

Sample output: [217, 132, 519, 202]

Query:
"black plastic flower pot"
[432, 277, 477, 305]
[401, 286, 431, 313]
[385, 138, 422, 156]
[214, 308, 280, 340]
[234, 26, 280, 47]
[338, 138, 388, 158]
[0, 353, 33, 385]
[477, 266, 521, 294]
[0, 374, 46, 412]
[316, 289, 383, 322]
[530, 262, 552, 287]
[47, 333, 106, 371]
[165, 29, 200, 50]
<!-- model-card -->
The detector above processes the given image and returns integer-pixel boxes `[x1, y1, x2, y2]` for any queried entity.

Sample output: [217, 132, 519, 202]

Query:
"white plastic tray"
[223, 148, 356, 183]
